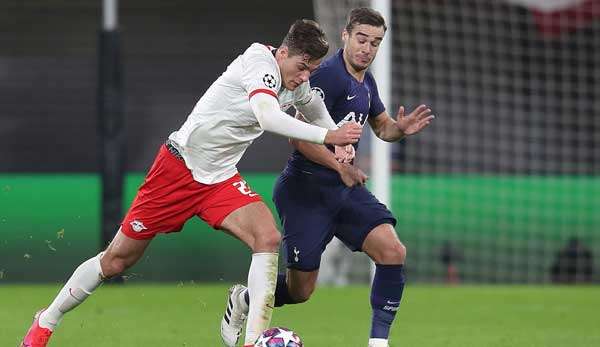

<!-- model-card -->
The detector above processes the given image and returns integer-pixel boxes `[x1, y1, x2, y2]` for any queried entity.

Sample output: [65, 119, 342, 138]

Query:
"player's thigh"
[286, 268, 319, 302]
[334, 185, 397, 252]
[101, 228, 152, 276]
[362, 223, 406, 265]
[121, 145, 202, 239]
[219, 200, 280, 252]
[273, 172, 338, 271]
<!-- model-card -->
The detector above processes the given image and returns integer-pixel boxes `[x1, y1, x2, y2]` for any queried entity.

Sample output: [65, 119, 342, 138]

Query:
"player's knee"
[378, 241, 406, 265]
[290, 284, 315, 304]
[252, 226, 281, 252]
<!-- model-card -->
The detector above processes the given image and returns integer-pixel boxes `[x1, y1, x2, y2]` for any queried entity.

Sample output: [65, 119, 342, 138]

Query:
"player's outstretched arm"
[369, 104, 434, 142]
[290, 137, 342, 172]
[294, 89, 364, 146]
[290, 138, 367, 187]
[295, 90, 338, 130]
[250, 93, 361, 145]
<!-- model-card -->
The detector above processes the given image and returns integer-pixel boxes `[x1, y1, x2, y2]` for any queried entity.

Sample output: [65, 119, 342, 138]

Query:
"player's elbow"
[253, 100, 277, 132]
[255, 113, 274, 133]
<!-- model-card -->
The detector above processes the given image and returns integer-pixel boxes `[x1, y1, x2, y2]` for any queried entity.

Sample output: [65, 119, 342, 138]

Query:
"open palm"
[395, 104, 434, 135]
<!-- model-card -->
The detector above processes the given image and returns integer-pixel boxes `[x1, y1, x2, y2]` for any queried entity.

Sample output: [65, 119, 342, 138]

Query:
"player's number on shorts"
[233, 180, 258, 197]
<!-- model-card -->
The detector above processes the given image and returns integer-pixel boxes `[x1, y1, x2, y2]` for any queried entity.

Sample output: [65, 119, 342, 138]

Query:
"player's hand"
[337, 163, 368, 187]
[324, 122, 362, 146]
[334, 144, 355, 163]
[395, 104, 434, 136]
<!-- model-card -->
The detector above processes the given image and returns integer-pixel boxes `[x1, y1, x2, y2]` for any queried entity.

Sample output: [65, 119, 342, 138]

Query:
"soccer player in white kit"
[20, 19, 362, 347]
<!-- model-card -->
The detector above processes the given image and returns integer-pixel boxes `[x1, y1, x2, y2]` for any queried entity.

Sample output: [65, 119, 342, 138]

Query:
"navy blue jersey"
[287, 49, 386, 176]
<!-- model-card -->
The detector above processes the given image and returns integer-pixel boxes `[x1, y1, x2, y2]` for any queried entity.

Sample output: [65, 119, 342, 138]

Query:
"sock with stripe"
[38, 252, 105, 330]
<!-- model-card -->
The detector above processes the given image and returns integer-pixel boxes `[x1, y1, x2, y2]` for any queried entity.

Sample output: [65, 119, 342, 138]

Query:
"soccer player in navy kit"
[220, 8, 434, 347]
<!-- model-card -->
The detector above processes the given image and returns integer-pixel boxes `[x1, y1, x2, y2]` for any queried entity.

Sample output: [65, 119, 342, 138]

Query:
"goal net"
[314, 0, 599, 283]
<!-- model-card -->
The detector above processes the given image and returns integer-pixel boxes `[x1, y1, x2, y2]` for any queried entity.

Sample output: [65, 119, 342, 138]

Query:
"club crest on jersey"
[130, 220, 147, 232]
[293, 247, 300, 262]
[311, 87, 325, 100]
[262, 74, 277, 89]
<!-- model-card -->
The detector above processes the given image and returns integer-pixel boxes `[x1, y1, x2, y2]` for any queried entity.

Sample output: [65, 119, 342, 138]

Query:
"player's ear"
[342, 30, 349, 43]
[278, 46, 289, 59]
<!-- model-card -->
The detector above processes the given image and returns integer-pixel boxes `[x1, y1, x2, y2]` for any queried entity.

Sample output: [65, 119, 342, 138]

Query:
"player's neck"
[343, 57, 367, 82]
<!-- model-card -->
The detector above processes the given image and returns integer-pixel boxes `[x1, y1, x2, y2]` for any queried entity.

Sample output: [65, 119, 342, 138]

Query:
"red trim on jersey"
[249, 88, 278, 100]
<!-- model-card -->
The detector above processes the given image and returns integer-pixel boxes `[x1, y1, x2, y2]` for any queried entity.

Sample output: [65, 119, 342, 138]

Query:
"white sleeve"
[240, 47, 280, 97]
[295, 90, 338, 130]
[249, 92, 328, 144]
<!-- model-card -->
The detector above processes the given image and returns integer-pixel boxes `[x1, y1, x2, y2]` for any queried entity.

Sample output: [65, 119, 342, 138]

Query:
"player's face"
[342, 24, 385, 72]
[278, 48, 322, 90]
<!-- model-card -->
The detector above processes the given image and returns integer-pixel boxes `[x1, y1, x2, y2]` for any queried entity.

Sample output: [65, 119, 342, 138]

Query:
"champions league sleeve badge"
[262, 73, 277, 89]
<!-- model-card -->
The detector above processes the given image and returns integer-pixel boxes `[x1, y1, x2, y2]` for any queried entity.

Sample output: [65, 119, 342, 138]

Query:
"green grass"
[2, 284, 599, 346]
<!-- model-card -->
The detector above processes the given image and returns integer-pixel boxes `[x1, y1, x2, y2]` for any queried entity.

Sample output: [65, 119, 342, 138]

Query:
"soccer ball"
[254, 327, 303, 347]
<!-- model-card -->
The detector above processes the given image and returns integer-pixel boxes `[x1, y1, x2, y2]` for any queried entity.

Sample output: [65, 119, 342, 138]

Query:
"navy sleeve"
[309, 66, 344, 111]
[367, 73, 386, 118]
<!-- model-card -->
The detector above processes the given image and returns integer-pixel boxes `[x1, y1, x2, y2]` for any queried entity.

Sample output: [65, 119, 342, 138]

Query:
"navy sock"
[370, 264, 406, 339]
[274, 273, 293, 307]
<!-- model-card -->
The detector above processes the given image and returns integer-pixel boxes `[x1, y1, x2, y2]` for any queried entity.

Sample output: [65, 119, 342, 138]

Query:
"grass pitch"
[2, 284, 598, 346]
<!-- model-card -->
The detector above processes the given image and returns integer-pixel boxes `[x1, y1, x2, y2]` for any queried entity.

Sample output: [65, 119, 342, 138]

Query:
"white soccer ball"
[254, 327, 303, 347]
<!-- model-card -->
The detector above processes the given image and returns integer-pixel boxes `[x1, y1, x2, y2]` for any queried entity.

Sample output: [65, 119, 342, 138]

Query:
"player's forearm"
[295, 93, 338, 130]
[291, 139, 342, 172]
[374, 117, 406, 142]
[250, 93, 328, 144]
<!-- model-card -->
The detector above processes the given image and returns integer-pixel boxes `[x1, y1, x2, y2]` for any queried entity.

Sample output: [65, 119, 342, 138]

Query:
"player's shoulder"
[242, 43, 278, 67]
[245, 42, 275, 55]
[310, 50, 350, 99]
[313, 49, 347, 79]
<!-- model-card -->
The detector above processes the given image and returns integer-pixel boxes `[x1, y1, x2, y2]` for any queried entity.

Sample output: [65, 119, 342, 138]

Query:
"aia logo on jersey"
[336, 111, 367, 127]
[263, 74, 277, 89]
[311, 87, 325, 100]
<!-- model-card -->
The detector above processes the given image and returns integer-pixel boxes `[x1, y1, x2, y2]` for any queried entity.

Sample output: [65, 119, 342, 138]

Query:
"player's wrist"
[333, 159, 343, 173]
[392, 123, 407, 141]
[323, 128, 338, 145]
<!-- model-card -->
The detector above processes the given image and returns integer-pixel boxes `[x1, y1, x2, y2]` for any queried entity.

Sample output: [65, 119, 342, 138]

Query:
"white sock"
[369, 338, 389, 347]
[243, 252, 278, 345]
[39, 252, 105, 330]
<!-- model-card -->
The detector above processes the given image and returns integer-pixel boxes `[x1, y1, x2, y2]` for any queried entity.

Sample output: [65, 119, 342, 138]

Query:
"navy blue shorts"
[273, 168, 396, 271]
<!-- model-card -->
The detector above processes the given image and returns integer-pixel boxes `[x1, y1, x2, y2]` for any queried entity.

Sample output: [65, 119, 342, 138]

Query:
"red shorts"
[121, 145, 263, 240]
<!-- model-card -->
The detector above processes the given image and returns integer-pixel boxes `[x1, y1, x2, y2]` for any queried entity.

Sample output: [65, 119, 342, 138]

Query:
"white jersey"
[169, 43, 313, 184]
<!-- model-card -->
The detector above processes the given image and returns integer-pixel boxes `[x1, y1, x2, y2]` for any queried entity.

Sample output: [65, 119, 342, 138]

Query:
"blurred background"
[1, 0, 599, 285]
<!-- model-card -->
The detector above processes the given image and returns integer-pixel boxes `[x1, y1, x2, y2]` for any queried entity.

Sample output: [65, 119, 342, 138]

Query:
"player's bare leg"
[362, 224, 406, 347]
[219, 201, 280, 347]
[21, 229, 151, 347]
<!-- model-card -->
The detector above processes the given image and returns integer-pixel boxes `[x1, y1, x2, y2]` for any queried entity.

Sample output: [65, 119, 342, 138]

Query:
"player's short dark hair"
[345, 7, 387, 33]
[282, 19, 329, 60]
